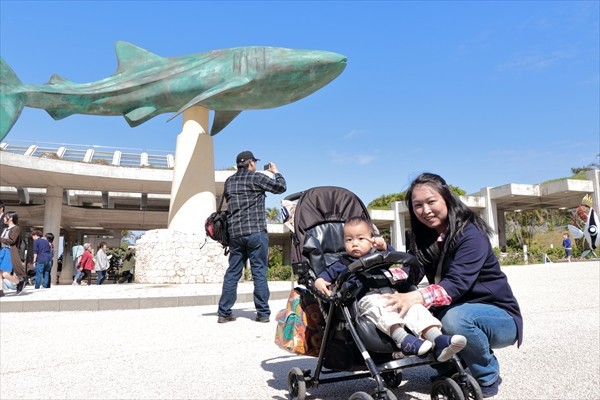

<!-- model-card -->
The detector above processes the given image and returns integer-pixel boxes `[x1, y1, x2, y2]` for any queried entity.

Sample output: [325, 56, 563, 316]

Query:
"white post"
[168, 106, 216, 234]
[44, 186, 63, 285]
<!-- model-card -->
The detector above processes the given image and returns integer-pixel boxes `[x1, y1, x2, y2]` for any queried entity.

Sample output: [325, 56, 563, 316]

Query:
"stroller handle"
[347, 251, 417, 273]
[284, 191, 303, 201]
[333, 251, 418, 300]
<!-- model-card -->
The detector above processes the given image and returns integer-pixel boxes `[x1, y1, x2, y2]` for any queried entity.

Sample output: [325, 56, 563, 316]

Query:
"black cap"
[236, 151, 259, 163]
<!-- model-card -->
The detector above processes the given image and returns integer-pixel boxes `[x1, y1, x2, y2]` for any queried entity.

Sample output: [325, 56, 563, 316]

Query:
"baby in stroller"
[314, 216, 466, 362]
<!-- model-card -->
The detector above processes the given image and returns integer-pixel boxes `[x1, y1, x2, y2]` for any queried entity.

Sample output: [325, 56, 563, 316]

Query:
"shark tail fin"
[0, 58, 26, 141]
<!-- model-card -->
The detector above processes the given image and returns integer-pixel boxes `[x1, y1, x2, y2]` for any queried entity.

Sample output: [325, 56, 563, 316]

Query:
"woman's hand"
[381, 290, 424, 317]
[314, 277, 332, 296]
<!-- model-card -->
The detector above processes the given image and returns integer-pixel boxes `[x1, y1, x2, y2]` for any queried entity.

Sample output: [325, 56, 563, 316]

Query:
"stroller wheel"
[349, 392, 373, 400]
[451, 373, 483, 400]
[373, 388, 397, 400]
[287, 367, 306, 400]
[430, 377, 465, 400]
[382, 370, 403, 388]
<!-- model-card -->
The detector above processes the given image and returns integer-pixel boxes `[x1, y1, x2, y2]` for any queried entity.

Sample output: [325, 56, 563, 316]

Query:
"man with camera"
[217, 151, 287, 324]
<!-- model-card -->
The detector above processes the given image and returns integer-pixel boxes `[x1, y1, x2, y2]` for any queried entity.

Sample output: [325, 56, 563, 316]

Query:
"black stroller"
[282, 186, 482, 400]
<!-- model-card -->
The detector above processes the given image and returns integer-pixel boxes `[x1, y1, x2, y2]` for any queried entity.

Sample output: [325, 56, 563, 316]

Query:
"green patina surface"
[0, 41, 347, 140]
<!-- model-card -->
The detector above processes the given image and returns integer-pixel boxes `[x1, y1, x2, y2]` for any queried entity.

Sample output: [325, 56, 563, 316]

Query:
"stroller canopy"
[289, 186, 371, 273]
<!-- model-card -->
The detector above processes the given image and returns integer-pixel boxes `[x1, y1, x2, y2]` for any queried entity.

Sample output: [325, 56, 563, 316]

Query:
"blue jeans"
[437, 303, 518, 386]
[73, 261, 82, 281]
[35, 260, 52, 289]
[97, 270, 108, 285]
[218, 231, 270, 318]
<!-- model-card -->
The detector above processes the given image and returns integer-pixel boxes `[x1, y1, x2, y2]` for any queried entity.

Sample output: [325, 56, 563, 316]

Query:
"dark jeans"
[34, 260, 52, 289]
[77, 270, 92, 285]
[96, 270, 108, 285]
[218, 231, 270, 318]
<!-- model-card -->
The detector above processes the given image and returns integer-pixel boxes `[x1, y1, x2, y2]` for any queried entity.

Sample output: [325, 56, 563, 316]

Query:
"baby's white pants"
[358, 292, 441, 337]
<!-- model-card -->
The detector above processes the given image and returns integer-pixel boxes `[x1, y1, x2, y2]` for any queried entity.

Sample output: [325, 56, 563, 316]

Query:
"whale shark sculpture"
[0, 41, 347, 140]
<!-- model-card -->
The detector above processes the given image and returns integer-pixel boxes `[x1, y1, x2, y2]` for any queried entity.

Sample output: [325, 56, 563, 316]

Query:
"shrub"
[267, 265, 293, 281]
[242, 265, 295, 281]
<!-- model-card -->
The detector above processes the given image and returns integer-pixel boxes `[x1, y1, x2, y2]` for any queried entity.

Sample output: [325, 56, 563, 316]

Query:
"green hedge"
[243, 265, 294, 281]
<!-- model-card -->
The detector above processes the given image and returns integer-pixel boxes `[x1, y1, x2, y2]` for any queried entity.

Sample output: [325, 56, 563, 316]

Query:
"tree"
[367, 185, 466, 210]
[266, 207, 281, 223]
[368, 193, 405, 209]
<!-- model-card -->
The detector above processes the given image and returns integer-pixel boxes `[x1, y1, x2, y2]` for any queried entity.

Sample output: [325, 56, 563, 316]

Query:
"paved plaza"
[0, 261, 598, 399]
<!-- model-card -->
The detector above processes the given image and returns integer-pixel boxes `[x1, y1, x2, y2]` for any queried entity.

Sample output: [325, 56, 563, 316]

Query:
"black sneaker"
[255, 316, 270, 323]
[400, 335, 433, 356]
[0, 290, 5, 298]
[16, 278, 27, 295]
[217, 315, 237, 323]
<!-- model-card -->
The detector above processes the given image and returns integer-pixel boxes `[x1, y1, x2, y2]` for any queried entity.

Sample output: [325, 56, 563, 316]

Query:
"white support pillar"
[586, 169, 600, 213]
[392, 201, 406, 251]
[44, 186, 63, 285]
[168, 106, 216, 234]
[480, 187, 499, 249]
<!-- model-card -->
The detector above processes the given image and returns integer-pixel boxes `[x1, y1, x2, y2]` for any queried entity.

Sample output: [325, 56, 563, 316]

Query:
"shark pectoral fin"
[211, 111, 242, 136]
[124, 106, 159, 127]
[46, 108, 74, 121]
[166, 77, 251, 122]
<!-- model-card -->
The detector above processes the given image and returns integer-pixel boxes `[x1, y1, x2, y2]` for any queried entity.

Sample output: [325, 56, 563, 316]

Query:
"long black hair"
[4, 211, 19, 225]
[405, 173, 491, 269]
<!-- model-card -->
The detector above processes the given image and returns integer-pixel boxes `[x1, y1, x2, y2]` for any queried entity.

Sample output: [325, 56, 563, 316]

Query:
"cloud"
[345, 129, 366, 138]
[497, 50, 575, 72]
[329, 150, 378, 165]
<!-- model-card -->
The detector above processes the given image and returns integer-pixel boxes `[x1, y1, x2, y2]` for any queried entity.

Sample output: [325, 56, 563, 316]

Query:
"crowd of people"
[0, 199, 135, 296]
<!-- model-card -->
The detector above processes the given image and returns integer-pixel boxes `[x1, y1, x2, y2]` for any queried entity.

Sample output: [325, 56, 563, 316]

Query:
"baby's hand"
[369, 236, 388, 251]
[314, 277, 332, 296]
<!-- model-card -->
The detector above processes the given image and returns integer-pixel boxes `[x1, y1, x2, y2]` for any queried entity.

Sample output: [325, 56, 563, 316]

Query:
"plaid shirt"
[225, 168, 286, 238]
[418, 284, 452, 308]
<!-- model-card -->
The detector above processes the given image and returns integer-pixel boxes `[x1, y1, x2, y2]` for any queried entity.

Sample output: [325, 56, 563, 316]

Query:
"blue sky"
[1, 1, 598, 209]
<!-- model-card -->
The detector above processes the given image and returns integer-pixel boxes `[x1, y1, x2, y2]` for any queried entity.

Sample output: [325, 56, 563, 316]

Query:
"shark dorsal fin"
[46, 73, 73, 85]
[115, 41, 165, 74]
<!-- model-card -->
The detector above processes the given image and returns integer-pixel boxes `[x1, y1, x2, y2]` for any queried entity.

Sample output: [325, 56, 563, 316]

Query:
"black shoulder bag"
[205, 195, 230, 255]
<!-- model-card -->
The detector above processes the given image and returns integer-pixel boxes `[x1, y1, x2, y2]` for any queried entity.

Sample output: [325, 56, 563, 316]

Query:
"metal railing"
[0, 140, 175, 169]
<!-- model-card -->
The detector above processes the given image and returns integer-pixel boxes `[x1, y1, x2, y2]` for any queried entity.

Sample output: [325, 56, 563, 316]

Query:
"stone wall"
[134, 229, 228, 284]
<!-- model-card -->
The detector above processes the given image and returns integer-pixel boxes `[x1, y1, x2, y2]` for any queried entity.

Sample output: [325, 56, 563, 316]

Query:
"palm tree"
[266, 207, 281, 223]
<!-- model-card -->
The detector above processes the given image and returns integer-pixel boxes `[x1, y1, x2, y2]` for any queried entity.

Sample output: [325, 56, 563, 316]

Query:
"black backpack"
[205, 196, 229, 255]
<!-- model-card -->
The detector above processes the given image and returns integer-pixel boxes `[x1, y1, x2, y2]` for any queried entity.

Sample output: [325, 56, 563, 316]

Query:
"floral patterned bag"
[274, 287, 324, 357]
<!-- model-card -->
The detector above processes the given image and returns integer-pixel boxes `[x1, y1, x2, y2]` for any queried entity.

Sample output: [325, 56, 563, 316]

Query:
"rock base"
[134, 229, 228, 284]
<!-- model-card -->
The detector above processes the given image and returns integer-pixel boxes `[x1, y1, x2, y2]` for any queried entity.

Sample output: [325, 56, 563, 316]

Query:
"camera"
[263, 163, 271, 170]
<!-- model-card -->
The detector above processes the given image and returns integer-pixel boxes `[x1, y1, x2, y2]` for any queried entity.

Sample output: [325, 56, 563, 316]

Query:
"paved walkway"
[0, 279, 295, 312]
[1, 261, 598, 400]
